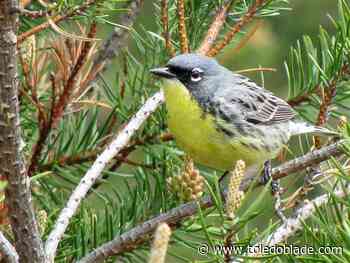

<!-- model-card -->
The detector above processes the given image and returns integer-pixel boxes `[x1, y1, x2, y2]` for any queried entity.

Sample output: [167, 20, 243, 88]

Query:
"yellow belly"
[162, 79, 268, 171]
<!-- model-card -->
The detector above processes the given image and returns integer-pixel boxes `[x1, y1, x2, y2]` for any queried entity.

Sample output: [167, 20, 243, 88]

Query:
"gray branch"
[0, 231, 19, 263]
[78, 140, 346, 263]
[0, 1, 46, 262]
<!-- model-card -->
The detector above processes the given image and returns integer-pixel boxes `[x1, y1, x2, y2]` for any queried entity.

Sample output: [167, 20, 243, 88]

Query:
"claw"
[261, 160, 287, 222]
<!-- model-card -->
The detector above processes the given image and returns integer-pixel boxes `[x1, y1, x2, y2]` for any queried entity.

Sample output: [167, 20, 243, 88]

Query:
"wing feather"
[212, 74, 295, 126]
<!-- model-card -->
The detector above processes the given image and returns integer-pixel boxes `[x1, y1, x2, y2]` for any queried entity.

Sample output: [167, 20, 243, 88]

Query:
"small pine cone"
[167, 158, 205, 202]
[20, 35, 36, 66]
[37, 210, 48, 234]
[148, 223, 171, 263]
[338, 116, 347, 131]
[226, 160, 246, 219]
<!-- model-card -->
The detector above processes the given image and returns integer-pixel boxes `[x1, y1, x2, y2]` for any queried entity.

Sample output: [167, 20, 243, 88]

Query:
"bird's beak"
[150, 67, 176, 79]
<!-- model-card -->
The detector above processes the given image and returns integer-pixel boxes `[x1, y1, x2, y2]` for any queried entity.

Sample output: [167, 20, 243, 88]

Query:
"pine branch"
[44, 91, 165, 262]
[0, 0, 46, 261]
[17, 0, 98, 44]
[197, 0, 235, 55]
[77, 140, 346, 263]
[176, 0, 189, 53]
[0, 231, 18, 263]
[207, 0, 266, 57]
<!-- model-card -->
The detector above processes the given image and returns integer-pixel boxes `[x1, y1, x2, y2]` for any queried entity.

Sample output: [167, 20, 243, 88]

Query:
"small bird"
[150, 54, 334, 178]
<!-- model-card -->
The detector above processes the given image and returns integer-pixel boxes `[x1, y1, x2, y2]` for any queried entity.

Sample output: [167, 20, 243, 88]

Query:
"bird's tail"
[289, 121, 339, 136]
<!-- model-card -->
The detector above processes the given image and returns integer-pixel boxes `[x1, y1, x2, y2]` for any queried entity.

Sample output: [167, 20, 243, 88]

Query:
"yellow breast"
[162, 79, 270, 171]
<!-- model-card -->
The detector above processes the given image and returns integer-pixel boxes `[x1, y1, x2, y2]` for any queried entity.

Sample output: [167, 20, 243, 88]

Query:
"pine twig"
[161, 0, 176, 56]
[44, 91, 165, 262]
[314, 64, 349, 148]
[17, 0, 97, 44]
[288, 64, 350, 108]
[207, 0, 266, 57]
[287, 89, 317, 107]
[77, 140, 345, 263]
[197, 0, 235, 55]
[314, 84, 337, 149]
[176, 0, 189, 53]
[235, 67, 276, 74]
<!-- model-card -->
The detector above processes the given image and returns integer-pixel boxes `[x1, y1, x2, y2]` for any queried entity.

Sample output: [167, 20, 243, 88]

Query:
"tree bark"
[0, 0, 46, 262]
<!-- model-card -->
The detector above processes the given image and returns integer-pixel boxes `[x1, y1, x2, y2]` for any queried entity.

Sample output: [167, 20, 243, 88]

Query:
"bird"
[150, 53, 335, 179]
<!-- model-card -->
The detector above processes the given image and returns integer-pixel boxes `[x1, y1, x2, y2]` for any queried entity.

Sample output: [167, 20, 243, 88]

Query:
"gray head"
[150, 53, 227, 92]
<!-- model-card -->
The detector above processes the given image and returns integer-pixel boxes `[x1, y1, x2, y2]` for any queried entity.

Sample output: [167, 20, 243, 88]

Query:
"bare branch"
[77, 140, 345, 263]
[0, 0, 46, 261]
[0, 231, 19, 263]
[44, 91, 165, 262]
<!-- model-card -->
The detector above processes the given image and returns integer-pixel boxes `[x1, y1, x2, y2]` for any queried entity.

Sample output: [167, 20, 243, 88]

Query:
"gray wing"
[213, 75, 295, 125]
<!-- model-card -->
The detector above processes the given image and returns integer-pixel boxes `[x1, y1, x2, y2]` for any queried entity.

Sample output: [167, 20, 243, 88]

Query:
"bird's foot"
[261, 160, 287, 223]
[259, 160, 272, 185]
[219, 171, 230, 200]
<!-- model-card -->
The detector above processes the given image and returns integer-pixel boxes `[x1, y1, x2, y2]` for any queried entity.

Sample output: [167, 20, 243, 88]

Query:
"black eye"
[191, 68, 203, 82]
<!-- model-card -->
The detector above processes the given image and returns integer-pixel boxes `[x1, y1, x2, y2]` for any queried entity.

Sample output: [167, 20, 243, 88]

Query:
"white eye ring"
[191, 68, 203, 82]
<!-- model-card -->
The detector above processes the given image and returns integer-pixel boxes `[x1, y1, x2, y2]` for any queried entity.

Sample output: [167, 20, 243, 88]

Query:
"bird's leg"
[219, 171, 230, 184]
[219, 171, 230, 200]
[261, 160, 287, 222]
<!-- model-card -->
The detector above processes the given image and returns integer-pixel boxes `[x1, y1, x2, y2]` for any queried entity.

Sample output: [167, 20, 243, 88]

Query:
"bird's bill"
[150, 67, 176, 79]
